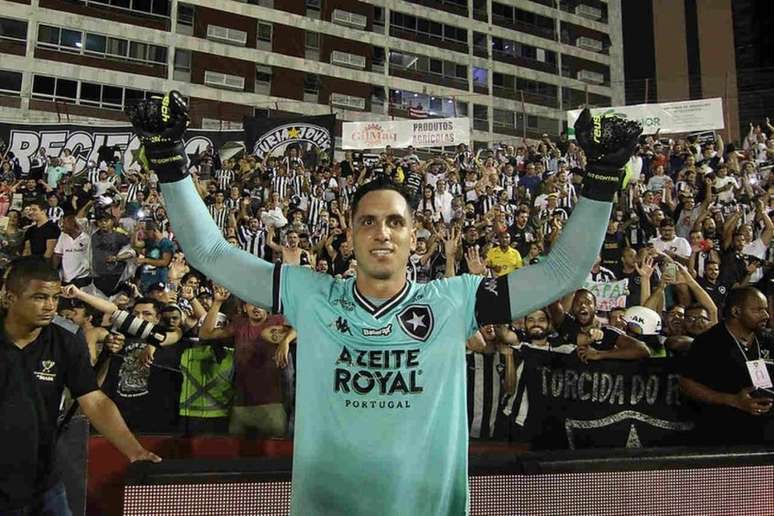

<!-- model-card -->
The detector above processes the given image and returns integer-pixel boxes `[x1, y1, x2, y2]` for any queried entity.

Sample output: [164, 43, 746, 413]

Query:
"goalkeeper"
[126, 93, 641, 516]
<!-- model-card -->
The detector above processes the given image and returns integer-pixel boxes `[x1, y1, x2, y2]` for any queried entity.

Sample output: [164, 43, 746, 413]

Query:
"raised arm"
[126, 92, 276, 311]
[481, 110, 642, 323]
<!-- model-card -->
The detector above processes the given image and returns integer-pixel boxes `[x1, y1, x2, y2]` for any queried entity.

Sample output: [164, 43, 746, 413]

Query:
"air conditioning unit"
[330, 93, 366, 110]
[330, 50, 366, 69]
[575, 4, 602, 21]
[206, 25, 248, 46]
[576, 36, 603, 52]
[577, 69, 605, 84]
[332, 9, 367, 29]
[204, 70, 245, 91]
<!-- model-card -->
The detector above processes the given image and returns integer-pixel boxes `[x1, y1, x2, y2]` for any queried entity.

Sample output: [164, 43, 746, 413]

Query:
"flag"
[408, 104, 428, 119]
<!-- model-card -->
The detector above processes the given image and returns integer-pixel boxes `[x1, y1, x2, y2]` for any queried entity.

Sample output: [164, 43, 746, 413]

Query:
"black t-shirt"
[101, 338, 181, 433]
[24, 221, 61, 257]
[600, 232, 625, 277]
[697, 277, 730, 311]
[622, 270, 658, 308]
[0, 317, 97, 510]
[508, 223, 536, 256]
[556, 313, 620, 351]
[682, 323, 774, 444]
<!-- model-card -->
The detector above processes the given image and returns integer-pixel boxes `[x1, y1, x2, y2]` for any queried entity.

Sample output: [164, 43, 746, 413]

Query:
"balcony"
[389, 66, 468, 91]
[492, 86, 558, 108]
[405, 0, 468, 18]
[389, 26, 468, 54]
[491, 14, 556, 41]
[492, 50, 558, 75]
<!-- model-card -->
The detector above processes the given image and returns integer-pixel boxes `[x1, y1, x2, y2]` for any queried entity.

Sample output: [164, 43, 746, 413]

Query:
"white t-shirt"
[54, 232, 91, 282]
[743, 238, 767, 284]
[714, 176, 739, 203]
[650, 235, 692, 259]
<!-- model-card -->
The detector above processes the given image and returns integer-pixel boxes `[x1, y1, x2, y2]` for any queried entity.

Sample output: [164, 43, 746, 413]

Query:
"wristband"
[580, 164, 623, 203]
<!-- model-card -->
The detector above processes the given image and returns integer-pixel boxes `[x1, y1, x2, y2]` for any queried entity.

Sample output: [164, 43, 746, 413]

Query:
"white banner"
[342, 118, 470, 150]
[582, 278, 629, 313]
[566, 98, 724, 136]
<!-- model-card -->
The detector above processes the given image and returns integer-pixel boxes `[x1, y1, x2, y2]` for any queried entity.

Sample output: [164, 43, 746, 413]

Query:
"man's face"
[571, 291, 596, 326]
[684, 308, 711, 336]
[734, 233, 746, 252]
[215, 193, 225, 204]
[665, 306, 685, 335]
[163, 310, 182, 329]
[517, 212, 528, 226]
[660, 225, 675, 240]
[244, 303, 267, 322]
[499, 232, 511, 249]
[622, 248, 637, 267]
[132, 303, 160, 325]
[480, 324, 496, 341]
[735, 292, 770, 333]
[27, 205, 44, 223]
[97, 217, 113, 232]
[62, 306, 89, 328]
[286, 232, 299, 248]
[609, 309, 626, 331]
[7, 280, 61, 328]
[415, 239, 427, 255]
[689, 231, 703, 247]
[350, 190, 415, 282]
[316, 259, 329, 273]
[525, 310, 549, 340]
[465, 227, 478, 243]
[705, 262, 720, 281]
[62, 218, 79, 237]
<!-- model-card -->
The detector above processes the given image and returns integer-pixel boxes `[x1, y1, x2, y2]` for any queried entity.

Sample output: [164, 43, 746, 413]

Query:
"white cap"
[623, 306, 662, 336]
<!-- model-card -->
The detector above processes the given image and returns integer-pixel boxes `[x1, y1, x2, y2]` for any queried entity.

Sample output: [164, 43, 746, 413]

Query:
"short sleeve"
[64, 331, 99, 398]
[54, 235, 65, 255]
[277, 265, 335, 326]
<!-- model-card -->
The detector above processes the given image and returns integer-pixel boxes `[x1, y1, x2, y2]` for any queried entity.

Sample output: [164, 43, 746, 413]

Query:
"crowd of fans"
[0, 119, 772, 446]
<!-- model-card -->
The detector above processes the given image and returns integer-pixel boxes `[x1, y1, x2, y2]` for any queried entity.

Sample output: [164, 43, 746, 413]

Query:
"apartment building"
[0, 0, 623, 148]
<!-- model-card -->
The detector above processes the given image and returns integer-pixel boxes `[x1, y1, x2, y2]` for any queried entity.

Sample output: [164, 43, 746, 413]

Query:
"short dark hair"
[723, 286, 764, 318]
[349, 176, 412, 222]
[4, 256, 60, 294]
[133, 297, 163, 316]
[27, 199, 46, 211]
[659, 218, 675, 228]
[65, 298, 102, 322]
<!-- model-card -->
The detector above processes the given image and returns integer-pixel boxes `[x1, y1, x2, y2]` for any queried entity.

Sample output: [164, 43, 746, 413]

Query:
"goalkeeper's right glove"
[125, 90, 190, 184]
[574, 108, 642, 202]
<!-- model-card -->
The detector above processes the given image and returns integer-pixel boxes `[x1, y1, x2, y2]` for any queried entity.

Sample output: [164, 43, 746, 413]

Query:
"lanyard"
[727, 325, 761, 361]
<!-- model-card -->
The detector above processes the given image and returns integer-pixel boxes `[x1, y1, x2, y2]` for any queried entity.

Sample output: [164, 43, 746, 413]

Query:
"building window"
[177, 3, 194, 26]
[304, 73, 319, 95]
[256, 65, 272, 85]
[174, 49, 191, 71]
[258, 22, 272, 42]
[0, 17, 27, 42]
[0, 70, 22, 95]
[85, 0, 171, 18]
[38, 24, 166, 65]
[305, 31, 319, 50]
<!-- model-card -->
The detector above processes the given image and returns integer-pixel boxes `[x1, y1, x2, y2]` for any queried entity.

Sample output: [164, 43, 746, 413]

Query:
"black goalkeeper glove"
[125, 90, 190, 183]
[574, 108, 642, 202]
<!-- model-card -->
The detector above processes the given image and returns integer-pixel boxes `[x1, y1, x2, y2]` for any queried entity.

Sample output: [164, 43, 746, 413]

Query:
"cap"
[146, 282, 166, 293]
[623, 306, 662, 336]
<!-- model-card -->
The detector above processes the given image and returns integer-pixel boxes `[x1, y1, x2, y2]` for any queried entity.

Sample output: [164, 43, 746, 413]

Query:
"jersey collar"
[352, 280, 411, 319]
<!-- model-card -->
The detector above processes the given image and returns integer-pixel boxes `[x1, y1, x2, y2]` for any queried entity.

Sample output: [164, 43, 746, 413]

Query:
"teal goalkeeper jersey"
[277, 266, 482, 516]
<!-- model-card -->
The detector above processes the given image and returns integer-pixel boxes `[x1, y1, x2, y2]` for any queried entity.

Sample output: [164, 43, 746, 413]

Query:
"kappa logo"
[42, 360, 55, 372]
[333, 317, 353, 335]
[397, 304, 434, 342]
[362, 324, 393, 337]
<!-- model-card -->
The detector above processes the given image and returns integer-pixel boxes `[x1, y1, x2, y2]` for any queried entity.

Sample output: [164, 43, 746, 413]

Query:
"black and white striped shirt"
[588, 266, 617, 283]
[86, 168, 101, 185]
[307, 196, 325, 230]
[47, 206, 64, 223]
[466, 351, 506, 440]
[208, 204, 230, 232]
[216, 169, 236, 191]
[125, 182, 143, 204]
[237, 225, 268, 259]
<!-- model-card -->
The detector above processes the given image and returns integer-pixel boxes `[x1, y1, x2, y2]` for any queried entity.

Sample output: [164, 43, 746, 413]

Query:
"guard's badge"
[397, 304, 434, 342]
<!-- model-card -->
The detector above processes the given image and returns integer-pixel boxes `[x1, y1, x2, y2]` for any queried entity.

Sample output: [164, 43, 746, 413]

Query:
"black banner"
[519, 346, 694, 449]
[243, 114, 335, 163]
[0, 122, 243, 176]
